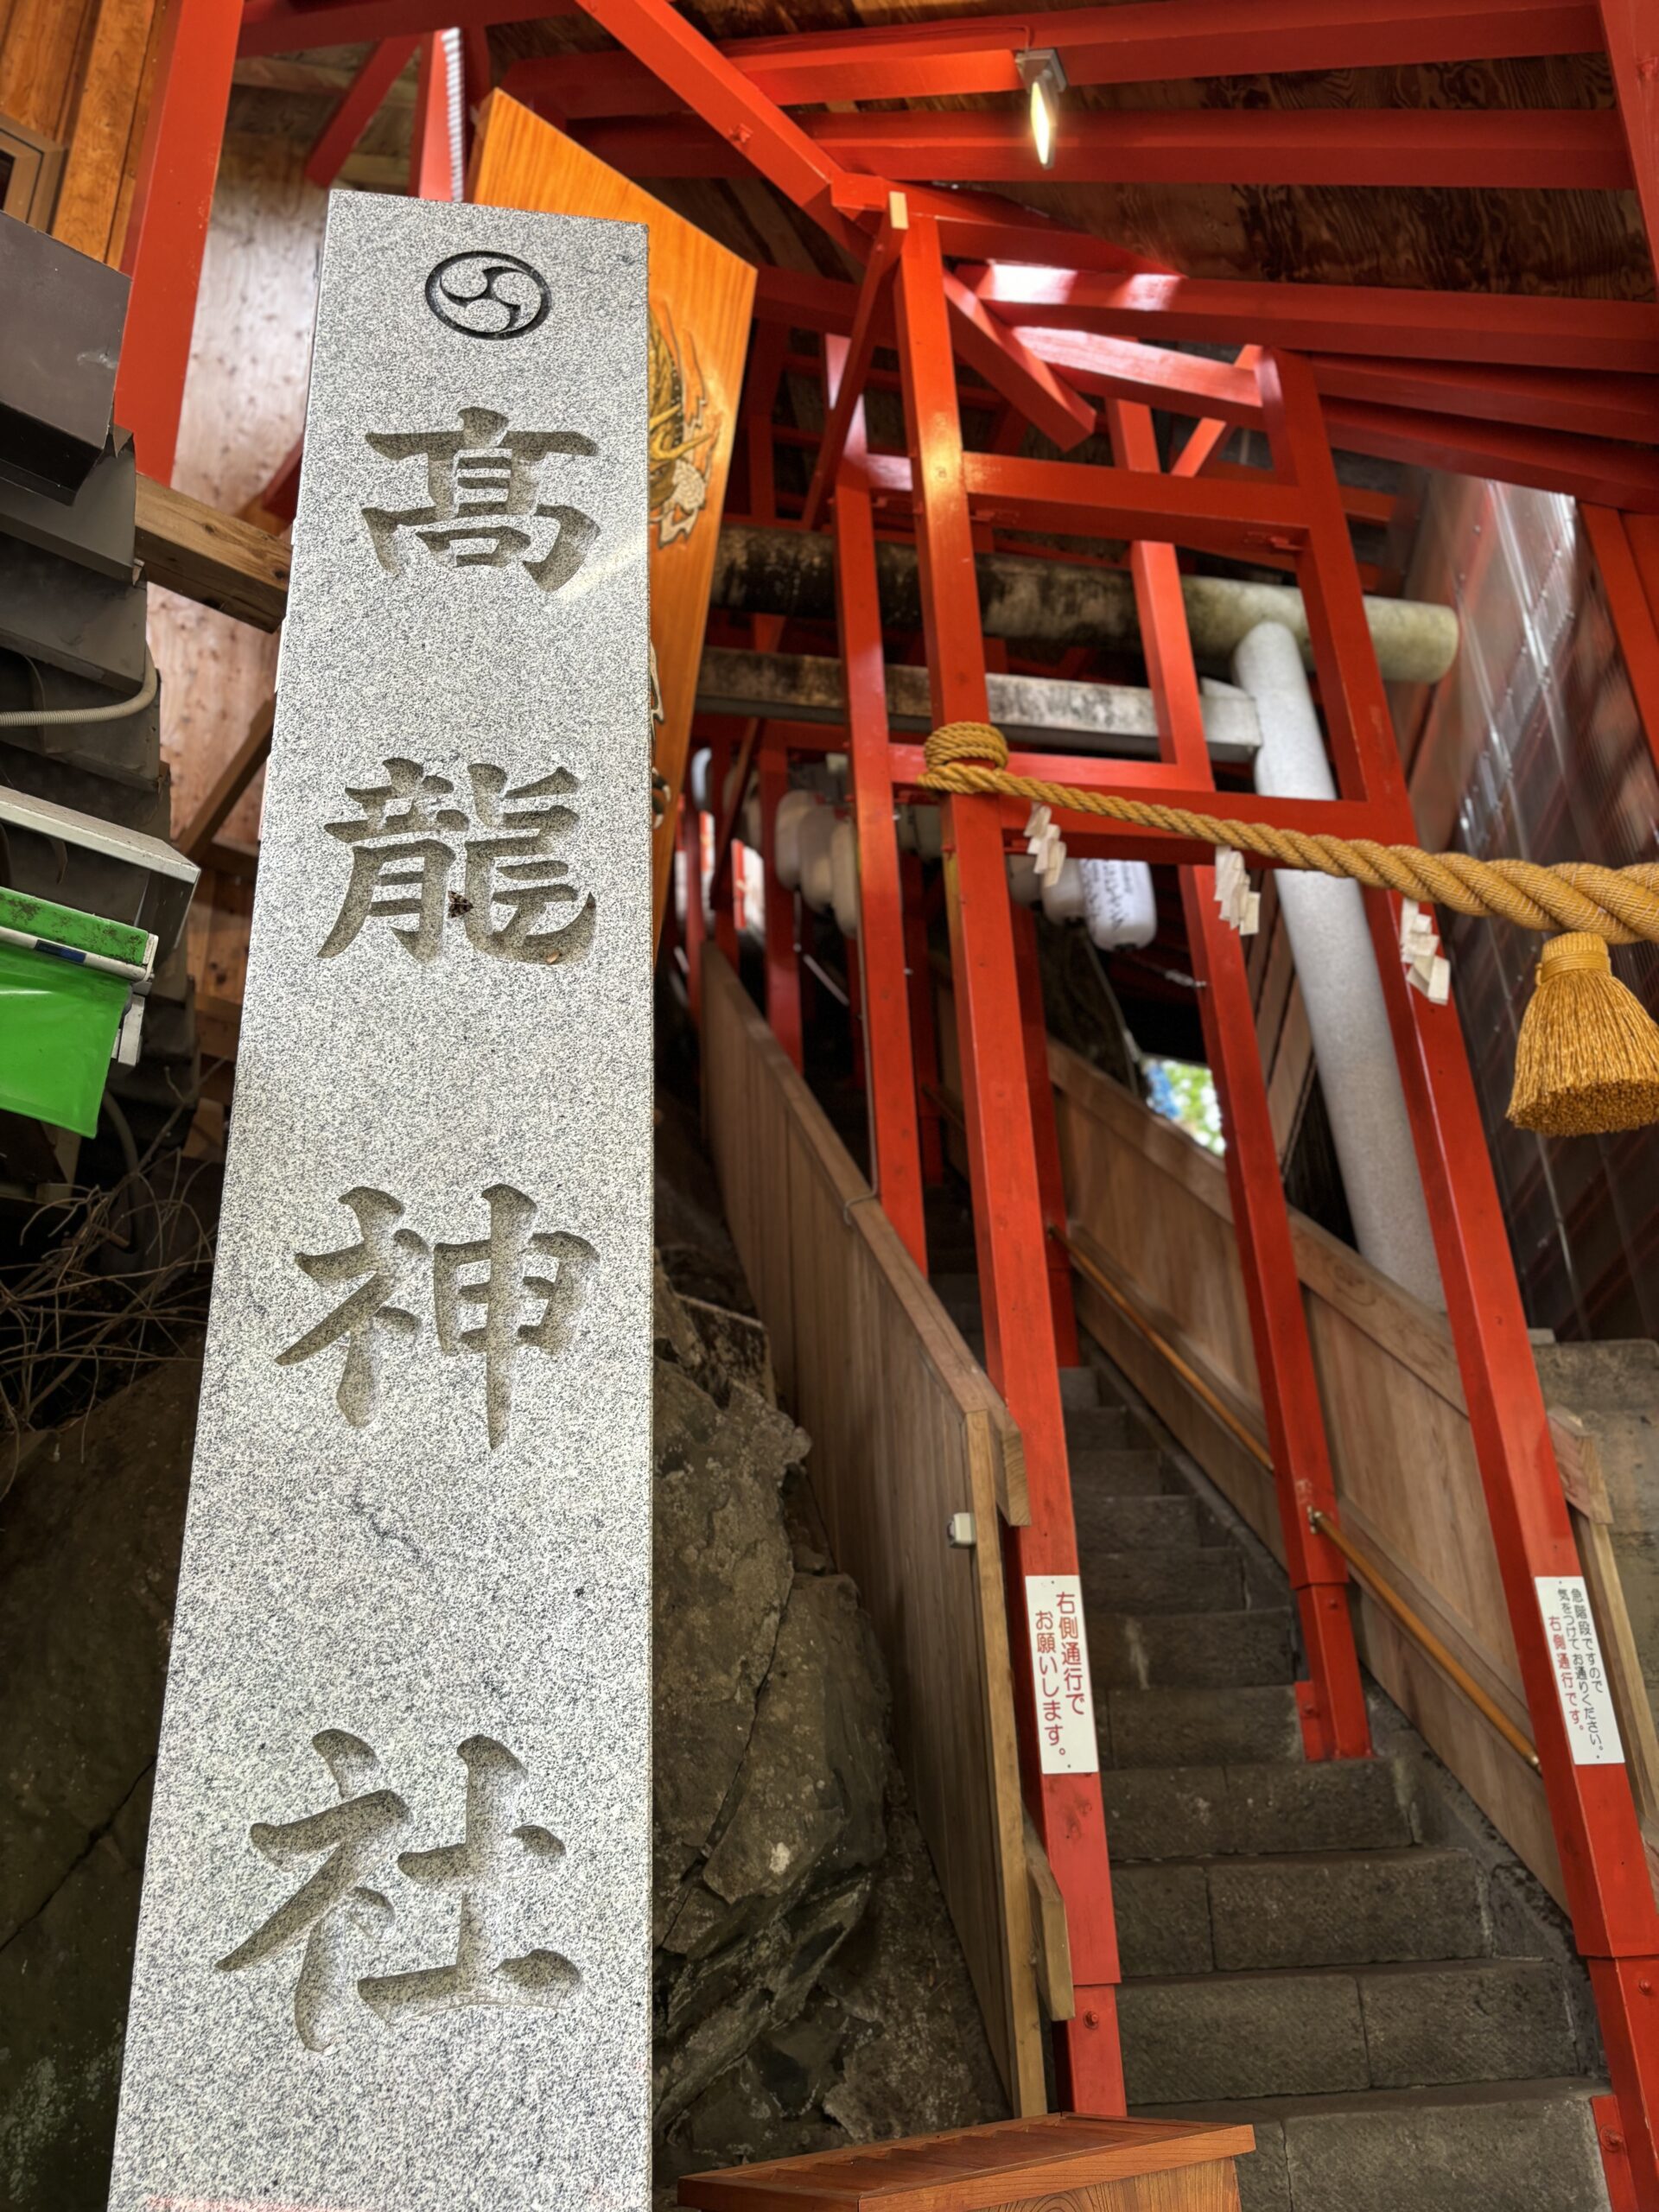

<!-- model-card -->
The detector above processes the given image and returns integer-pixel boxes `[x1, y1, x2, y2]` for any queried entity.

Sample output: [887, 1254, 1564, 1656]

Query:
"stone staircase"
[925, 1214, 1612, 2212]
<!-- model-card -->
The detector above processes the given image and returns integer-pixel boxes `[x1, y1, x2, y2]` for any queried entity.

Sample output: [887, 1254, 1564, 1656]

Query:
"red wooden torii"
[117, 0, 1659, 2200]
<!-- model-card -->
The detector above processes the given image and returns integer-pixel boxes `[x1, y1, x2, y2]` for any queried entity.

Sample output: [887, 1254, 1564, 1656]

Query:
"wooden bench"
[677, 2115, 1255, 2212]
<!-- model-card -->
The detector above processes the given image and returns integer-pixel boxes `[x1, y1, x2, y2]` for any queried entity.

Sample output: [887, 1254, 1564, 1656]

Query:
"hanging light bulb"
[1015, 48, 1068, 171]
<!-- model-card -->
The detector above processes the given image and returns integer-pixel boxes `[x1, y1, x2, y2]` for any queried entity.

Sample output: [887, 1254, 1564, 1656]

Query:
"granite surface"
[105, 194, 652, 2212]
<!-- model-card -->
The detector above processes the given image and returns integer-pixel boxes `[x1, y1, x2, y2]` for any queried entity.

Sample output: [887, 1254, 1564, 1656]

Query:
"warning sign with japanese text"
[1025, 1573, 1099, 1777]
[1535, 1575, 1624, 1766]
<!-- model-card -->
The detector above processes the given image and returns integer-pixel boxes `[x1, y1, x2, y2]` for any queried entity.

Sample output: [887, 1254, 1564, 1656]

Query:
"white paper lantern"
[774, 789, 818, 889]
[1081, 859, 1157, 949]
[1040, 856, 1086, 924]
[798, 803, 838, 913]
[1007, 853, 1044, 906]
[830, 817, 860, 938]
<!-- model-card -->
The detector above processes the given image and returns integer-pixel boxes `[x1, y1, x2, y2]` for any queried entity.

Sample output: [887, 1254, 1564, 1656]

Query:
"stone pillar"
[105, 197, 652, 2209]
[1231, 620, 1442, 1309]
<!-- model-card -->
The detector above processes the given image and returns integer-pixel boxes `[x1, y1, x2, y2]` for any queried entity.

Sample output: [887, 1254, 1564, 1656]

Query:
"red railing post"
[1009, 905, 1082, 1369]
[836, 390, 928, 1271]
[113, 0, 240, 483]
[903, 853, 946, 1185]
[1259, 342, 1659, 2208]
[893, 209, 1125, 2112]
[1103, 394, 1372, 1761]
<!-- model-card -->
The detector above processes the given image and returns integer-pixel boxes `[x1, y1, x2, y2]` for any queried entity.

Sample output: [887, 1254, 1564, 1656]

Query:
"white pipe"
[1231, 620, 1443, 1310]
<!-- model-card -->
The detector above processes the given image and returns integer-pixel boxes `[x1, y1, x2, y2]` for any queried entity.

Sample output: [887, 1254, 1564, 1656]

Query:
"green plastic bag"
[0, 941, 130, 1137]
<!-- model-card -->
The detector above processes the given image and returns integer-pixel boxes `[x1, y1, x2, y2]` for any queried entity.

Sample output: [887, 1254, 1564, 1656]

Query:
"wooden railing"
[700, 949, 1047, 2113]
[1048, 1039, 1659, 1905]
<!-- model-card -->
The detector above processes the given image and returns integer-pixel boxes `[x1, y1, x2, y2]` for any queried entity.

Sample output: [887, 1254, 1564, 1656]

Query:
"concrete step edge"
[1132, 2075, 1608, 2125]
[1116, 1843, 1475, 1876]
[1123, 1955, 1557, 1993]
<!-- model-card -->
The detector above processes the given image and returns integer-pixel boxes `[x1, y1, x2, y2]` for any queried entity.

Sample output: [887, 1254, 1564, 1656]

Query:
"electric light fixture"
[1015, 48, 1068, 170]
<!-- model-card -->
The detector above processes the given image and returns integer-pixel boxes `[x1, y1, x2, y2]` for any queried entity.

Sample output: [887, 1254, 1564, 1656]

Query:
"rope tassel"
[1509, 934, 1659, 1136]
[919, 721, 1659, 1139]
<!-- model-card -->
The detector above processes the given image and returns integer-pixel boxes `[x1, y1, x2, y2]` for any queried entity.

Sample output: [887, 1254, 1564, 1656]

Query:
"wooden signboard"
[471, 92, 755, 944]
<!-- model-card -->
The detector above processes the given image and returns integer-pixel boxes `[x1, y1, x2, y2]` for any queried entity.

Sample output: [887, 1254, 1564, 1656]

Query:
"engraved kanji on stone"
[459, 764, 596, 966]
[276, 1188, 428, 1426]
[320, 758, 468, 965]
[361, 407, 600, 594]
[319, 757, 595, 969]
[216, 1731, 410, 2053]
[359, 1737, 579, 2026]
[433, 1184, 597, 1449]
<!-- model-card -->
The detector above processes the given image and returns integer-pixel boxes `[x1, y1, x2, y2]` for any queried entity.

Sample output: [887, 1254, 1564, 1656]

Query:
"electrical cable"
[0, 651, 158, 728]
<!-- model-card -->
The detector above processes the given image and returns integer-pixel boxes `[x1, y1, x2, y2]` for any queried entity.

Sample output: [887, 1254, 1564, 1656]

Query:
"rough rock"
[653, 1356, 802, 1878]
[0, 1356, 201, 2211]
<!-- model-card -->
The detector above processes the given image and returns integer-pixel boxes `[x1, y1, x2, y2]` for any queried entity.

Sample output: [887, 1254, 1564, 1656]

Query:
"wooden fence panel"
[701, 950, 1046, 2115]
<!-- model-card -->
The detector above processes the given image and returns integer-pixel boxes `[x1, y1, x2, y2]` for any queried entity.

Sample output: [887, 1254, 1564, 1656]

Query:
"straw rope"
[920, 723, 1659, 944]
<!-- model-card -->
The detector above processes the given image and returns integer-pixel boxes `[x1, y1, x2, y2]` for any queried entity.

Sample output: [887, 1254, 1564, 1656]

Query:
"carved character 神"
[275, 1187, 427, 1426]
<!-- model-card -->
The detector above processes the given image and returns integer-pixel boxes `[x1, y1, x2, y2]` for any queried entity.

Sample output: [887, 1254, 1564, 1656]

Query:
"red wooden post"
[904, 853, 946, 1185]
[1583, 506, 1659, 783]
[759, 738, 804, 1069]
[835, 361, 928, 1271]
[113, 0, 241, 484]
[1009, 905, 1082, 1370]
[1259, 343, 1659, 2208]
[1104, 394, 1370, 1762]
[894, 209, 1125, 2113]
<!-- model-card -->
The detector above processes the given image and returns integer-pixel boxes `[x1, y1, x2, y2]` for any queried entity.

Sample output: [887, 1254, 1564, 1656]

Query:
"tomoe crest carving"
[425, 251, 550, 340]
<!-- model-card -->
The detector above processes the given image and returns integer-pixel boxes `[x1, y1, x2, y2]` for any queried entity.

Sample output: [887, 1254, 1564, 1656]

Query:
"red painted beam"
[115, 0, 241, 485]
[1584, 506, 1659, 782]
[969, 265, 1659, 372]
[803, 196, 908, 531]
[1014, 329, 1262, 423]
[1323, 397, 1659, 512]
[1599, 0, 1659, 288]
[239, 0, 557, 57]
[578, 105, 1630, 192]
[829, 177, 1164, 275]
[502, 0, 1599, 117]
[305, 35, 420, 188]
[567, 0, 849, 232]
[858, 448, 1307, 557]
[566, 0, 1092, 447]
[1309, 353, 1659, 446]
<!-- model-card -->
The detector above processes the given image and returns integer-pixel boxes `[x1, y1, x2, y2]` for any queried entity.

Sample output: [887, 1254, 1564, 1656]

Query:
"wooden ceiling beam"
[577, 106, 1630, 193]
[503, 0, 1601, 118]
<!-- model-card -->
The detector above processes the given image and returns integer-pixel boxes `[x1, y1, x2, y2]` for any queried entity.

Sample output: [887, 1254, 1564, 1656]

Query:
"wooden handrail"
[1310, 1510, 1541, 1773]
[1052, 1224, 1542, 1774]
[1055, 1227, 1273, 1472]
